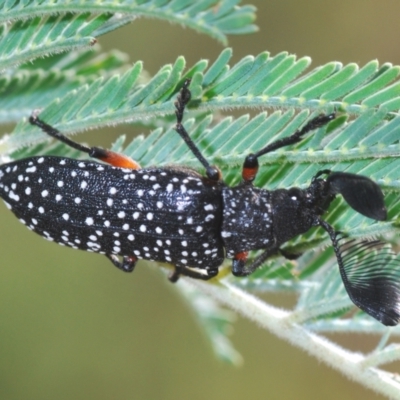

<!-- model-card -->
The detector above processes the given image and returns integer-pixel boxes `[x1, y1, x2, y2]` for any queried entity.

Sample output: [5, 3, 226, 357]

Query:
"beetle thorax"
[221, 186, 273, 258]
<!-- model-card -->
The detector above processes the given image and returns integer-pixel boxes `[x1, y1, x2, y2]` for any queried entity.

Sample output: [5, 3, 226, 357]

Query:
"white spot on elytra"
[85, 217, 94, 225]
[81, 181, 88, 189]
[140, 225, 146, 232]
[109, 187, 117, 195]
[55, 194, 62, 201]
[75, 197, 81, 204]
[107, 198, 113, 207]
[221, 231, 232, 238]
[41, 190, 48, 197]
[62, 213, 69, 221]
[118, 211, 125, 218]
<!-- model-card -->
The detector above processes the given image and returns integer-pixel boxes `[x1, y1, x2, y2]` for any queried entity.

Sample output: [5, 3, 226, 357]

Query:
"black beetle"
[0, 80, 399, 325]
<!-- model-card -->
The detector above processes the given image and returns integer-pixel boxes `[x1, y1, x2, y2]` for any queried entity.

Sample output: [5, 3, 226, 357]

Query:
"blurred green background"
[1, 1, 400, 399]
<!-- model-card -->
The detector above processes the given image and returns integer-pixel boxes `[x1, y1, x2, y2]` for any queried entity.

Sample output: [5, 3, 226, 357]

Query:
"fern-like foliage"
[0, 0, 257, 45]
[1, 4, 400, 397]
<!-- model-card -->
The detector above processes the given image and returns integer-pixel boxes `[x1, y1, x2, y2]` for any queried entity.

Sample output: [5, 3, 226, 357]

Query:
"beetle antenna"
[319, 219, 400, 326]
[174, 79, 220, 181]
[241, 113, 335, 182]
[326, 172, 387, 220]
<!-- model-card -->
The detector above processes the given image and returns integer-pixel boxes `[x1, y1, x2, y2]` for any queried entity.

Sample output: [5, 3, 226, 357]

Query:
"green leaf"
[176, 279, 242, 365]
[7, 49, 400, 154]
[0, 0, 258, 45]
[0, 49, 129, 124]
[0, 13, 109, 69]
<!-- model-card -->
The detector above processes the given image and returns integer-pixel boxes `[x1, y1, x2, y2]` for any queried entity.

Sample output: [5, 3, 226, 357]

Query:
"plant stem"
[188, 279, 400, 399]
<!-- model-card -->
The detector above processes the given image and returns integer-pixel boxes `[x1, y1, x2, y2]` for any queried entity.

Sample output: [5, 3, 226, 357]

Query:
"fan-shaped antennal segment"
[327, 172, 386, 221]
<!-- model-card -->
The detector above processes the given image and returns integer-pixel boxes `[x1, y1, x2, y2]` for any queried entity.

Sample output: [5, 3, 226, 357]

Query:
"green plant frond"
[2, 49, 398, 155]
[0, 0, 258, 45]
[0, 49, 131, 124]
[200, 52, 400, 114]
[7, 50, 400, 152]
[0, 13, 112, 70]
[306, 317, 400, 334]
[20, 47, 129, 75]
[176, 279, 242, 365]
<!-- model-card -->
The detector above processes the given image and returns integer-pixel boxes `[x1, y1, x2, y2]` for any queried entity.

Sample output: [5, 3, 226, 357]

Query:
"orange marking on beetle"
[99, 151, 141, 170]
[234, 251, 249, 262]
[242, 166, 258, 182]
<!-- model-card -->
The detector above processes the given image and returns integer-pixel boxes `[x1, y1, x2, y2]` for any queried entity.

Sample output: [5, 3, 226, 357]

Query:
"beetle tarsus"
[106, 255, 137, 273]
[169, 265, 218, 282]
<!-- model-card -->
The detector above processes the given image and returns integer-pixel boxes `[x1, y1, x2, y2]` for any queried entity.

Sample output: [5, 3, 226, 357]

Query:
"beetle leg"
[279, 249, 303, 260]
[106, 254, 137, 272]
[232, 248, 279, 276]
[29, 115, 140, 170]
[168, 265, 219, 282]
[241, 113, 336, 183]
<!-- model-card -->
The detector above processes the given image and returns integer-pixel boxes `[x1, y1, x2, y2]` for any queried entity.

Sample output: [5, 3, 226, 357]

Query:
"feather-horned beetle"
[0, 80, 399, 326]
